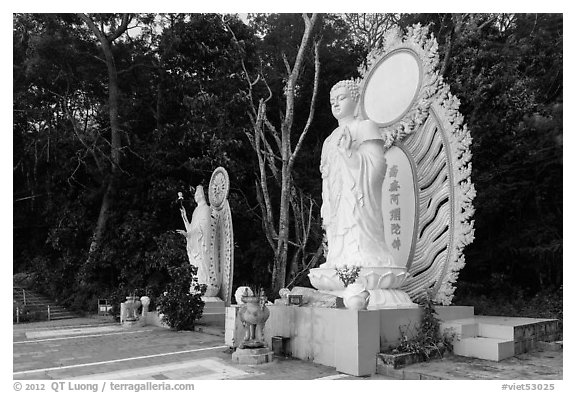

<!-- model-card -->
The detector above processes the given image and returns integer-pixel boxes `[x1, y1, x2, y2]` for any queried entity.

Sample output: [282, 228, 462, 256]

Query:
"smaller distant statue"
[178, 186, 220, 296]
[177, 167, 235, 305]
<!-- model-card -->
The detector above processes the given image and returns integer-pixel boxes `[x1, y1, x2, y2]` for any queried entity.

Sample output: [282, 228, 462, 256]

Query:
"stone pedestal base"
[231, 347, 274, 365]
[308, 267, 418, 309]
[320, 288, 418, 309]
[121, 319, 139, 328]
[366, 289, 418, 309]
[226, 304, 475, 376]
[199, 297, 226, 324]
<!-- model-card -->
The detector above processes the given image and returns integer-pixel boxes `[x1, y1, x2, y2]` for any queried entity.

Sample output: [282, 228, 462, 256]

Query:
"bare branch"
[290, 38, 321, 168]
[286, 242, 324, 289]
[254, 104, 277, 240]
[262, 111, 282, 153]
[282, 12, 318, 159]
[281, 52, 292, 75]
[254, 178, 278, 250]
[108, 14, 132, 42]
[78, 14, 106, 44]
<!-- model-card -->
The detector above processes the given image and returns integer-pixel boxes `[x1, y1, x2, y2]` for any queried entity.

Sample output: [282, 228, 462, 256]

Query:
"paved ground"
[13, 316, 563, 381]
[13, 317, 390, 380]
[381, 349, 563, 380]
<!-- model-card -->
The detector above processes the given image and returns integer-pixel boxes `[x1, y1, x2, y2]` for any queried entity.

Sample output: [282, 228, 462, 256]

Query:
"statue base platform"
[199, 297, 225, 324]
[226, 304, 474, 376]
[318, 288, 418, 309]
[121, 318, 141, 328]
[231, 347, 273, 365]
[239, 340, 267, 349]
[308, 267, 417, 308]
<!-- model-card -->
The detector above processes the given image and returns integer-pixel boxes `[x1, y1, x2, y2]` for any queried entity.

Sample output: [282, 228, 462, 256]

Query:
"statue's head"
[194, 185, 206, 204]
[330, 80, 360, 121]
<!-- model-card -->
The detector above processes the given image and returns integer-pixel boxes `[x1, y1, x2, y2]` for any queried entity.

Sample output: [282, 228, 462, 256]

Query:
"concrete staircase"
[441, 316, 560, 361]
[13, 287, 77, 321]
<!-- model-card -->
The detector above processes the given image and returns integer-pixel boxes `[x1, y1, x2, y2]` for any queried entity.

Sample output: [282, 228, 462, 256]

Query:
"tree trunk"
[79, 14, 129, 272]
[271, 165, 292, 292]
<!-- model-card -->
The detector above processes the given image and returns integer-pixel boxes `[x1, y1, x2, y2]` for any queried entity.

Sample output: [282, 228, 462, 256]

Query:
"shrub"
[156, 263, 206, 330]
[392, 294, 455, 359]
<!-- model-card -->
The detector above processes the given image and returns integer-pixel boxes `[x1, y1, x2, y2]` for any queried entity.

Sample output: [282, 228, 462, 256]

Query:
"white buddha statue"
[319, 80, 394, 269]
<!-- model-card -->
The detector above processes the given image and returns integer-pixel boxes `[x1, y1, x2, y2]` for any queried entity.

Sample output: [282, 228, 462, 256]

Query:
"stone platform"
[225, 304, 473, 376]
[441, 316, 560, 361]
[198, 297, 225, 325]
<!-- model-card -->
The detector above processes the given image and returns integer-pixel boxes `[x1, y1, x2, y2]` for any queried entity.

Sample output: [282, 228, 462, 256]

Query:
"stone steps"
[13, 286, 77, 321]
[441, 316, 560, 361]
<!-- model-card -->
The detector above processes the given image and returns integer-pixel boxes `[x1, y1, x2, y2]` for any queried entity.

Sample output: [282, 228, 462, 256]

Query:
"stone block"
[378, 352, 423, 369]
[477, 322, 514, 340]
[537, 341, 563, 351]
[224, 305, 243, 347]
[453, 337, 515, 361]
[334, 309, 380, 376]
[441, 319, 478, 339]
[435, 306, 475, 321]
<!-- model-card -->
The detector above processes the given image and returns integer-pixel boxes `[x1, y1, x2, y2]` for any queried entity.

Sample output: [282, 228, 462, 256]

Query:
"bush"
[392, 294, 455, 359]
[452, 285, 563, 339]
[13, 272, 36, 288]
[156, 263, 206, 330]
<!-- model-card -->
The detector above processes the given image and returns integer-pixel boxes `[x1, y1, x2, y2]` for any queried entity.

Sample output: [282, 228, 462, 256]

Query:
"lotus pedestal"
[308, 267, 418, 309]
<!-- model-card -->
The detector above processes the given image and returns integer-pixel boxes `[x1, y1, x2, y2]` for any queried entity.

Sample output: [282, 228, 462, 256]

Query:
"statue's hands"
[179, 206, 190, 227]
[337, 126, 352, 153]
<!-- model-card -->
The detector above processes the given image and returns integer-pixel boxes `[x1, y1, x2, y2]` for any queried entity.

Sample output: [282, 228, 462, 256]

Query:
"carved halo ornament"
[209, 167, 230, 211]
[353, 24, 475, 305]
[358, 24, 442, 149]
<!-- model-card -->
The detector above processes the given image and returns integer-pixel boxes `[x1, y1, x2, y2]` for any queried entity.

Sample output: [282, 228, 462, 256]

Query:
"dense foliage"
[156, 263, 206, 330]
[393, 295, 455, 359]
[13, 13, 562, 316]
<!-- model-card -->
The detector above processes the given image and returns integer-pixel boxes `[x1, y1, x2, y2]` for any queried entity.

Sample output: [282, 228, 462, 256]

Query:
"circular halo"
[361, 48, 422, 127]
[208, 167, 230, 210]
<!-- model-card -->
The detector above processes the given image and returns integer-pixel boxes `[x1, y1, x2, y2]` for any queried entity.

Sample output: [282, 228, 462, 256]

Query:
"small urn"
[238, 291, 270, 349]
[342, 283, 370, 310]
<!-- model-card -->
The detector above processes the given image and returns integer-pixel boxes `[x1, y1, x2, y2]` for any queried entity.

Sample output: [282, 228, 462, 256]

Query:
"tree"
[396, 13, 563, 294]
[343, 13, 400, 53]
[225, 14, 323, 293]
[13, 13, 260, 308]
[75, 13, 132, 283]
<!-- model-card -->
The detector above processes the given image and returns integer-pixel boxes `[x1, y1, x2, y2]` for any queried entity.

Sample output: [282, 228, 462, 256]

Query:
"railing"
[14, 304, 52, 324]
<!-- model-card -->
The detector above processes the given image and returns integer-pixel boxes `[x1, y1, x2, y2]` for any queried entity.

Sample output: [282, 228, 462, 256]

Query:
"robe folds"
[320, 119, 394, 268]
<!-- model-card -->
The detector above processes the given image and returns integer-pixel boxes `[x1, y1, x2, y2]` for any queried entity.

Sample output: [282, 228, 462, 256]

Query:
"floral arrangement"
[335, 265, 361, 287]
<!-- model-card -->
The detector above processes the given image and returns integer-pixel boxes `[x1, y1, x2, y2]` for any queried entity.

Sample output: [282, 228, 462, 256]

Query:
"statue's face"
[194, 186, 204, 203]
[330, 86, 356, 120]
